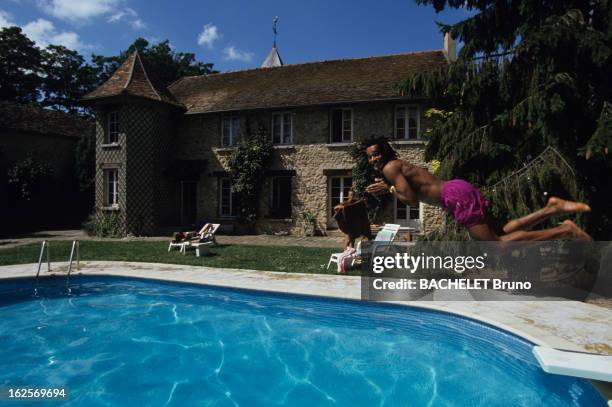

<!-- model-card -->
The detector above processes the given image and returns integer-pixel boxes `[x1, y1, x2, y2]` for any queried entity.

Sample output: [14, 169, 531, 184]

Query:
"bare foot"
[547, 197, 591, 215]
[562, 220, 593, 241]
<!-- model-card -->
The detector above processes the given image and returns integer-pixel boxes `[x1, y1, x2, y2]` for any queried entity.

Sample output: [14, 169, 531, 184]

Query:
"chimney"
[444, 32, 457, 63]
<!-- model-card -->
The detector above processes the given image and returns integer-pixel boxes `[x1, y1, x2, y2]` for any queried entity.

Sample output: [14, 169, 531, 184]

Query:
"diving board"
[533, 346, 612, 382]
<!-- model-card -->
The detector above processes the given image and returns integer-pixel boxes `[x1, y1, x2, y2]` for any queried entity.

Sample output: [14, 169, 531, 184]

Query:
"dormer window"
[108, 110, 120, 143]
[272, 112, 293, 144]
[222, 116, 240, 147]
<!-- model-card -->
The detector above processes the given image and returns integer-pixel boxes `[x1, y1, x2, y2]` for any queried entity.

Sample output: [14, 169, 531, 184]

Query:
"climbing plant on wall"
[228, 124, 273, 232]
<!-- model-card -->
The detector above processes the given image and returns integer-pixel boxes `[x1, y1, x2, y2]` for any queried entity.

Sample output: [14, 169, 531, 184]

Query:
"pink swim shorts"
[440, 179, 489, 228]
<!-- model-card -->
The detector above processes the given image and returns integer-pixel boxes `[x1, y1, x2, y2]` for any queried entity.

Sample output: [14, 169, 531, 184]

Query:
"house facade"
[83, 41, 455, 236]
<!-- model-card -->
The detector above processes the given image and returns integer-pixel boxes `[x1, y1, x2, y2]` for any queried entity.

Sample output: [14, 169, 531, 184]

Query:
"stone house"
[83, 38, 456, 236]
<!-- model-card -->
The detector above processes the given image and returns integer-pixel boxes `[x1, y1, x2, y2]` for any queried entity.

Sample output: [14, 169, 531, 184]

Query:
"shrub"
[83, 211, 122, 237]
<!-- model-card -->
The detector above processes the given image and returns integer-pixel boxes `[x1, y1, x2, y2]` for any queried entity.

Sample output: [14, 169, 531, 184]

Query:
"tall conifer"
[406, 1, 612, 238]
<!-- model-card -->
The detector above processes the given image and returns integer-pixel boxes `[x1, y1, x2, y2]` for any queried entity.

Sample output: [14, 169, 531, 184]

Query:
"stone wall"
[172, 101, 445, 236]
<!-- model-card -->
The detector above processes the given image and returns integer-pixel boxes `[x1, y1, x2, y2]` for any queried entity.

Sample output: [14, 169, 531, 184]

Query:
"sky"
[0, 0, 471, 72]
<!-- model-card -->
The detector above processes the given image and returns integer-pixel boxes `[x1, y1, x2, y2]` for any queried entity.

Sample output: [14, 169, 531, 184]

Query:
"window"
[330, 108, 352, 142]
[272, 113, 293, 144]
[329, 176, 352, 218]
[395, 106, 420, 139]
[270, 177, 292, 217]
[395, 198, 421, 229]
[108, 111, 120, 143]
[104, 169, 119, 207]
[222, 117, 241, 146]
[219, 178, 239, 217]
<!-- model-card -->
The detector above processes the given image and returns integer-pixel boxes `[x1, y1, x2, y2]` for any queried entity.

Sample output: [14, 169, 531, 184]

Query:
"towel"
[333, 199, 372, 241]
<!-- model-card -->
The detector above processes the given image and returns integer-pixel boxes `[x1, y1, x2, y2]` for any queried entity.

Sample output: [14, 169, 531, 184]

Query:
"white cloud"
[38, 0, 146, 29]
[38, 0, 123, 23]
[197, 23, 219, 49]
[108, 7, 145, 30]
[130, 18, 145, 30]
[223, 45, 254, 62]
[22, 18, 90, 51]
[0, 9, 16, 28]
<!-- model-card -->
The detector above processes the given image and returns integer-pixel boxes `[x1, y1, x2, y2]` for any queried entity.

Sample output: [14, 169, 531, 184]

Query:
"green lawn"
[0, 241, 359, 275]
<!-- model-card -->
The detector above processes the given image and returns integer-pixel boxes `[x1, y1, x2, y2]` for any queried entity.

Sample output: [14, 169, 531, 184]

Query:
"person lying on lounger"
[362, 137, 592, 241]
[173, 223, 214, 242]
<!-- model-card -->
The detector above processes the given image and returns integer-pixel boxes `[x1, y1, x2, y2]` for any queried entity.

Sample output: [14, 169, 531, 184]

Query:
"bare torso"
[384, 160, 444, 206]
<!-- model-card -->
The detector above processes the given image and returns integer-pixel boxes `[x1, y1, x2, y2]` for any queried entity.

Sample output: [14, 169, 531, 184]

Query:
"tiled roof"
[169, 50, 447, 114]
[0, 101, 93, 139]
[82, 51, 183, 108]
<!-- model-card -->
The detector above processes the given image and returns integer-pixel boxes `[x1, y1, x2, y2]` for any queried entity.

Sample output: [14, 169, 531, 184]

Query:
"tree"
[41, 45, 98, 114]
[0, 27, 43, 103]
[91, 38, 217, 87]
[405, 0, 612, 239]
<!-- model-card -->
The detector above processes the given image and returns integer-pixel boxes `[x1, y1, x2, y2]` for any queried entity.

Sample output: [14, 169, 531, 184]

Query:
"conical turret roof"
[83, 51, 183, 108]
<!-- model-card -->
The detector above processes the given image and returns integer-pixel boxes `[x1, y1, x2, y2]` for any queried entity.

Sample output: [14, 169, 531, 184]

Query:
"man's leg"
[500, 220, 592, 241]
[502, 197, 590, 233]
[468, 220, 592, 241]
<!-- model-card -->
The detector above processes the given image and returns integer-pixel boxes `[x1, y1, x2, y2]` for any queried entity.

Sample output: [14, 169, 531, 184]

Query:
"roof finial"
[273, 16, 279, 48]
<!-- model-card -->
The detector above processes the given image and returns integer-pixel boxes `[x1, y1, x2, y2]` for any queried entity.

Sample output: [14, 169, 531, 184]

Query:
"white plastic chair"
[327, 224, 401, 270]
[327, 240, 362, 270]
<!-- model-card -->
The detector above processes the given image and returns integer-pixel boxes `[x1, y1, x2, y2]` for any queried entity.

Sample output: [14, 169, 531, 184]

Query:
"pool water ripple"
[0, 276, 605, 406]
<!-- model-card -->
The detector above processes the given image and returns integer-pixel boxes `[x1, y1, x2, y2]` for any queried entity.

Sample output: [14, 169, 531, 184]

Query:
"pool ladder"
[35, 240, 80, 286]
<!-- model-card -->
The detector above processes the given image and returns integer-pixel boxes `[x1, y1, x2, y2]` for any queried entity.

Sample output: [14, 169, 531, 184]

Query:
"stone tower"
[82, 51, 185, 235]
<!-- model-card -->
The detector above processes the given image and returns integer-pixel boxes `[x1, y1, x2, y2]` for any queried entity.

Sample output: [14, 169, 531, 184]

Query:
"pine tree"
[406, 0, 612, 239]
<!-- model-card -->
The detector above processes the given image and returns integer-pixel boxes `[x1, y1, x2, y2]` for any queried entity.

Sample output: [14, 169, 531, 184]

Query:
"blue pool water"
[0, 276, 604, 406]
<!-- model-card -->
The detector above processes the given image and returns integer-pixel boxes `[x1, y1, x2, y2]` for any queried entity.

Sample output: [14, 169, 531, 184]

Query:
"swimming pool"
[0, 276, 605, 406]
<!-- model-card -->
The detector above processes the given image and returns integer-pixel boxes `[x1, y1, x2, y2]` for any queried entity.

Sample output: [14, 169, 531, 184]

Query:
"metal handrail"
[34, 240, 51, 295]
[35, 240, 51, 280]
[66, 240, 80, 285]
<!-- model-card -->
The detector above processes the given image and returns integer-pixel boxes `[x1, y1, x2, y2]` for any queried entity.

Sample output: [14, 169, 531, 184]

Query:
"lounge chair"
[199, 223, 220, 245]
[327, 223, 401, 270]
[168, 223, 220, 254]
[181, 223, 221, 256]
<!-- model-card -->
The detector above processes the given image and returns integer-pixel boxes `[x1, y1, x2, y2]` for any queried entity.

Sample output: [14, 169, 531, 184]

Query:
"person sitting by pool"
[362, 137, 592, 241]
[333, 189, 372, 250]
